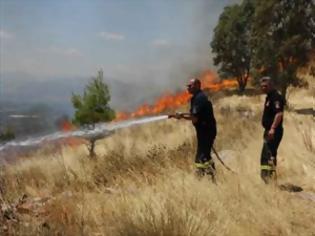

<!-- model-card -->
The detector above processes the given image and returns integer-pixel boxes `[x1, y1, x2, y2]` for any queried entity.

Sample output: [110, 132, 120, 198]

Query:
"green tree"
[211, 0, 255, 92]
[251, 0, 315, 101]
[0, 127, 15, 143]
[72, 70, 115, 157]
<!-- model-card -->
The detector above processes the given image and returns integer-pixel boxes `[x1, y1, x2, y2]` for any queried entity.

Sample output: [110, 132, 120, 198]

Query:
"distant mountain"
[0, 72, 168, 124]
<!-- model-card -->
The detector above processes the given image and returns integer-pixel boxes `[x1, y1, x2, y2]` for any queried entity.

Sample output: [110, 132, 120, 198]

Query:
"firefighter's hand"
[175, 112, 184, 119]
[268, 156, 275, 166]
[168, 113, 180, 119]
[268, 128, 275, 140]
[168, 112, 182, 119]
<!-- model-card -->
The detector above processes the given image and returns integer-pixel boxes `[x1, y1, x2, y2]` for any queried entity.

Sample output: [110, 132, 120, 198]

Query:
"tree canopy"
[0, 128, 15, 143]
[71, 70, 115, 157]
[211, 0, 255, 92]
[72, 70, 115, 127]
[250, 0, 315, 99]
[211, 0, 315, 99]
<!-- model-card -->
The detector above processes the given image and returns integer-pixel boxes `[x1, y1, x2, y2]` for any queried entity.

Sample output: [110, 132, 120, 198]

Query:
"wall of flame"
[116, 70, 238, 120]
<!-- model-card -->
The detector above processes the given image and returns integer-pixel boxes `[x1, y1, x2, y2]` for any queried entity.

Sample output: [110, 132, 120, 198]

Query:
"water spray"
[0, 115, 169, 153]
[0, 113, 235, 175]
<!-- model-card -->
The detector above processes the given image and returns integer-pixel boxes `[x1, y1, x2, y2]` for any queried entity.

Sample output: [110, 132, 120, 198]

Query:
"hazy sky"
[0, 0, 238, 112]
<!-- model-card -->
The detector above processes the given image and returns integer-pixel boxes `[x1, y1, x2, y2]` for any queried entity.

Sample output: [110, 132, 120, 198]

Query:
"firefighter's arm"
[268, 112, 283, 140]
[168, 112, 186, 119]
[168, 113, 198, 123]
[180, 113, 198, 123]
[268, 97, 284, 140]
[271, 112, 283, 130]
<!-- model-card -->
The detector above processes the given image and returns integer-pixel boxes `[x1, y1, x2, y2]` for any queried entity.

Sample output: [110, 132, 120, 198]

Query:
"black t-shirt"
[262, 90, 284, 130]
[190, 90, 216, 135]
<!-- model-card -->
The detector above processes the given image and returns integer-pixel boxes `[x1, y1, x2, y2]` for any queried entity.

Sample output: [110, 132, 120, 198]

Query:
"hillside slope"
[0, 84, 314, 235]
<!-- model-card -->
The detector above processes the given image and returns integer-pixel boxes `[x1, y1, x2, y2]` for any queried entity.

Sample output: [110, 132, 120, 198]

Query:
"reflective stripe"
[195, 161, 213, 169]
[261, 165, 275, 171]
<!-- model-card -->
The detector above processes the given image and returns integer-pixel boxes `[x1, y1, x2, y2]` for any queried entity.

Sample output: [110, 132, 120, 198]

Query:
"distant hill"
[0, 72, 171, 116]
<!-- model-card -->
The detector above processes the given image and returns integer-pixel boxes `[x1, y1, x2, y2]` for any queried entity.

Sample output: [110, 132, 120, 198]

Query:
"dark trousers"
[195, 127, 216, 178]
[260, 128, 283, 183]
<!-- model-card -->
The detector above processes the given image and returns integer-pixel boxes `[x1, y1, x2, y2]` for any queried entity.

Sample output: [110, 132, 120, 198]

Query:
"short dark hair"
[194, 78, 201, 86]
[187, 78, 201, 87]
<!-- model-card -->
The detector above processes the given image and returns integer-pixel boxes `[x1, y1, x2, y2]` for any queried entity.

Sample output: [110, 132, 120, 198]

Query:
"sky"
[0, 0, 239, 113]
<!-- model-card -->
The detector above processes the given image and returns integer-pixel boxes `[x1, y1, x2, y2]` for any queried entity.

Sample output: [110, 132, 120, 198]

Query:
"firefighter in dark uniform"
[170, 78, 217, 180]
[260, 77, 284, 183]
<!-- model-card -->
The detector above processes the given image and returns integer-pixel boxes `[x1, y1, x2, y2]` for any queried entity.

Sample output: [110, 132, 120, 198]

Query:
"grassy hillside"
[0, 82, 314, 235]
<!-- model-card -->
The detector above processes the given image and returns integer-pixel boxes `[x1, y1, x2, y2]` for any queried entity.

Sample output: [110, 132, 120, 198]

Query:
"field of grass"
[0, 84, 314, 235]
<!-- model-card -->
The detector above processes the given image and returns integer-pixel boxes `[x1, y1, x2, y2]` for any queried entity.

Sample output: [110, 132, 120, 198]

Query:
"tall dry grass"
[0, 89, 314, 235]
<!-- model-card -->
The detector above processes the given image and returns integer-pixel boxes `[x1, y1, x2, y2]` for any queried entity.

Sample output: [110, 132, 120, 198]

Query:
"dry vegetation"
[0, 84, 314, 235]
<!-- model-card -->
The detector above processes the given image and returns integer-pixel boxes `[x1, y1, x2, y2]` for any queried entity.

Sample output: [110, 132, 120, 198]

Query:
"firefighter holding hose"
[169, 78, 217, 180]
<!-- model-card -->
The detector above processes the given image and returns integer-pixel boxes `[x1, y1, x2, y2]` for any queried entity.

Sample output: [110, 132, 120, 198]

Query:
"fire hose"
[212, 146, 236, 174]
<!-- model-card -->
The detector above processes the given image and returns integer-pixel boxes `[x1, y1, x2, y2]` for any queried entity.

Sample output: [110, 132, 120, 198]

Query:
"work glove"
[168, 112, 183, 119]
[175, 112, 183, 119]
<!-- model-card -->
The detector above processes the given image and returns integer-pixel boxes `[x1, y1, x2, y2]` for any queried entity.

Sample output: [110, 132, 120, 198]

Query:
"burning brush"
[116, 70, 238, 121]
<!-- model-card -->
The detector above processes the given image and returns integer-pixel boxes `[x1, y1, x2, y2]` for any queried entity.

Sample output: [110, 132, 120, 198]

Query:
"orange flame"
[115, 70, 238, 121]
[58, 119, 85, 146]
[60, 120, 76, 132]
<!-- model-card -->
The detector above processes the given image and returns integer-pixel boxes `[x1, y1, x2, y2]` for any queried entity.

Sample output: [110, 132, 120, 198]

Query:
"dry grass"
[1, 87, 314, 236]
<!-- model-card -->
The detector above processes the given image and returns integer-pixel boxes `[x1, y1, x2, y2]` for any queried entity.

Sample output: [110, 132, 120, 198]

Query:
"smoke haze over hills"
[0, 0, 239, 114]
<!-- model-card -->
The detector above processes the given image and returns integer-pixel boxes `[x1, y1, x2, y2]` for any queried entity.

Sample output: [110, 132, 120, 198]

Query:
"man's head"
[260, 76, 274, 94]
[187, 78, 201, 94]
